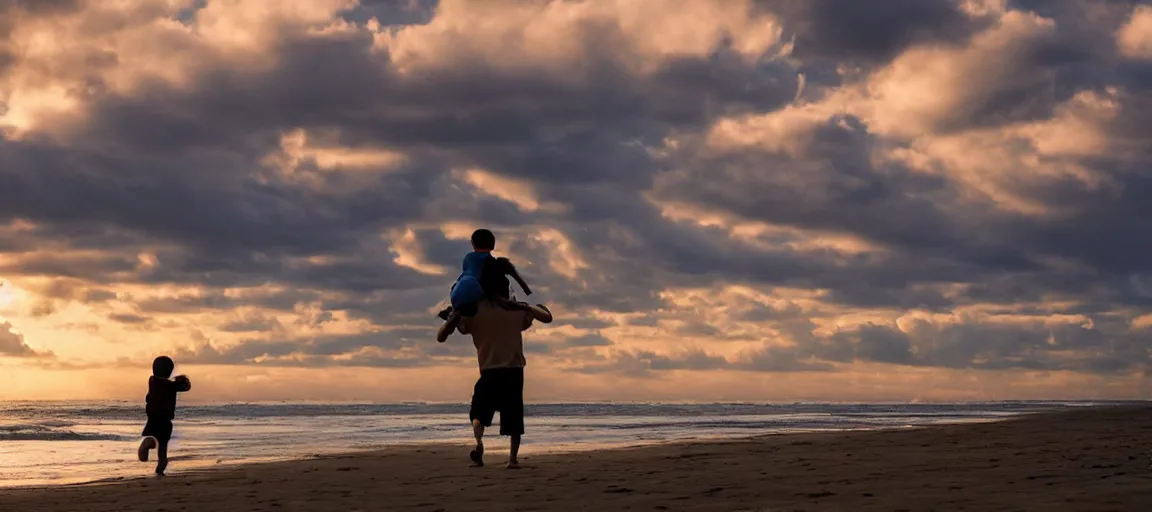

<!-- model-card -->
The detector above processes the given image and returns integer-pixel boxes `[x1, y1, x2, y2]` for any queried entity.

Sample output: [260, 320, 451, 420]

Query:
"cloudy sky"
[1, 0, 1150, 402]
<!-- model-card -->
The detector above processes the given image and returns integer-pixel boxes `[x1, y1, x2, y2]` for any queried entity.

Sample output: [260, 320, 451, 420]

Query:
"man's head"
[152, 356, 175, 378]
[471, 229, 496, 252]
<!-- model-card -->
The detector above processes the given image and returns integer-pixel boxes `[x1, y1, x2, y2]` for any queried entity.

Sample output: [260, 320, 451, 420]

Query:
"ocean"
[0, 400, 1134, 487]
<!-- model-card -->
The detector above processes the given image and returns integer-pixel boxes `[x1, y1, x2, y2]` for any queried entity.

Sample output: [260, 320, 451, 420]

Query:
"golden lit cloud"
[879, 89, 1120, 216]
[0, 0, 365, 138]
[1117, 5, 1152, 60]
[456, 168, 567, 214]
[276, 129, 407, 171]
[389, 228, 449, 276]
[192, 0, 358, 54]
[382, 0, 786, 76]
[957, 0, 1008, 17]
[862, 10, 1057, 138]
[260, 128, 409, 191]
[651, 197, 887, 258]
[530, 228, 590, 283]
[705, 103, 840, 157]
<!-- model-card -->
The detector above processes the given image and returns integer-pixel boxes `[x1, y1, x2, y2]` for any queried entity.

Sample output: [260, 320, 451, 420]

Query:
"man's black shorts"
[141, 418, 173, 443]
[469, 367, 524, 436]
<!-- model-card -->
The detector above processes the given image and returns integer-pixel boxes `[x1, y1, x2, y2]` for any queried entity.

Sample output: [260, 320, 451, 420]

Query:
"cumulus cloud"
[0, 320, 51, 358]
[787, 0, 989, 64]
[1, 0, 1150, 400]
[1117, 5, 1152, 60]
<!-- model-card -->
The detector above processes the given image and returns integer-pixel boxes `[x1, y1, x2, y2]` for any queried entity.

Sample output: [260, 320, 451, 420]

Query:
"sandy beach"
[1, 406, 1149, 511]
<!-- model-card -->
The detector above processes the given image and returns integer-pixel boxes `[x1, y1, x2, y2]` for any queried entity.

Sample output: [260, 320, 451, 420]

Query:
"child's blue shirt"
[461, 251, 490, 279]
[450, 252, 492, 310]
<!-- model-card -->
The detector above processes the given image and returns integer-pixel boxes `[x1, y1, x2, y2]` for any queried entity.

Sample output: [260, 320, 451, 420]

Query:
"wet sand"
[1, 405, 1150, 511]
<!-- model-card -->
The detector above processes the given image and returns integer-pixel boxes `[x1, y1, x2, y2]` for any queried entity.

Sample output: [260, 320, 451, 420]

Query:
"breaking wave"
[0, 424, 128, 442]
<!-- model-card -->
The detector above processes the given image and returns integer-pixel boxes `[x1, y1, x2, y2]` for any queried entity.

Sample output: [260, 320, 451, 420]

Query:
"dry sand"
[1, 406, 1150, 511]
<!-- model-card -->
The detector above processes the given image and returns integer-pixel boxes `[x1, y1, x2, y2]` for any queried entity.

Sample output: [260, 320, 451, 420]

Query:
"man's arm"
[457, 317, 471, 335]
[516, 302, 552, 328]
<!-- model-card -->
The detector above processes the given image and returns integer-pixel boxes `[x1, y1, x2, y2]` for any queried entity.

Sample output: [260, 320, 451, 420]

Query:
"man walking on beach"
[438, 259, 551, 469]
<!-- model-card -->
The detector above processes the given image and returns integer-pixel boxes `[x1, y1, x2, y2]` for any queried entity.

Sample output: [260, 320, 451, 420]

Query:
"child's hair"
[152, 356, 175, 378]
[471, 229, 496, 251]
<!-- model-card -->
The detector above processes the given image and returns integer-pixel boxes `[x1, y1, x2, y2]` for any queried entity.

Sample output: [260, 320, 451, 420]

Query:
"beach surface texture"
[1, 405, 1149, 511]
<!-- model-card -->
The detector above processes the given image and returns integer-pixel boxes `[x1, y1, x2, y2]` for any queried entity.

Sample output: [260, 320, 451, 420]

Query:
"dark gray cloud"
[172, 326, 478, 368]
[741, 344, 838, 373]
[564, 332, 615, 347]
[782, 0, 989, 64]
[570, 312, 1151, 375]
[568, 348, 730, 377]
[337, 0, 436, 24]
[108, 313, 151, 325]
[219, 313, 285, 334]
[1, 0, 1151, 379]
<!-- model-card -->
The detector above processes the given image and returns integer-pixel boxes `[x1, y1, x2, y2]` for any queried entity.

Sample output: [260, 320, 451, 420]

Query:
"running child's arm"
[173, 375, 191, 393]
[155, 376, 191, 393]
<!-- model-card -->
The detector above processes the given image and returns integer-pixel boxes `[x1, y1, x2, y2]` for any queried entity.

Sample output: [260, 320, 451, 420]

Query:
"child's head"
[152, 356, 175, 378]
[471, 229, 496, 252]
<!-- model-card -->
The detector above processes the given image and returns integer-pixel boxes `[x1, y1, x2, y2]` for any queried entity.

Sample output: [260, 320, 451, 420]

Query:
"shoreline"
[3, 418, 1011, 491]
[3, 405, 1150, 511]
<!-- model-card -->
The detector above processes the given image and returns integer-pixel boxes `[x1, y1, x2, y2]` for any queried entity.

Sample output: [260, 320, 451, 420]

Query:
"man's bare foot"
[505, 460, 521, 469]
[469, 443, 484, 467]
[137, 437, 157, 462]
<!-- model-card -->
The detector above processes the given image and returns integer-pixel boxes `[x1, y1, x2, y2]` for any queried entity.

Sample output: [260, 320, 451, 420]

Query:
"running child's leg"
[137, 436, 157, 462]
[156, 437, 169, 476]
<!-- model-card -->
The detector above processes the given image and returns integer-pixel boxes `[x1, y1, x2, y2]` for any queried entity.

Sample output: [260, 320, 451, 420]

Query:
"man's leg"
[508, 434, 521, 468]
[499, 368, 525, 469]
[470, 419, 485, 467]
[469, 372, 496, 467]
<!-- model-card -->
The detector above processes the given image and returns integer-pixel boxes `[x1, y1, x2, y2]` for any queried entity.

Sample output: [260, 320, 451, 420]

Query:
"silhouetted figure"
[439, 267, 551, 469]
[137, 355, 191, 476]
[437, 228, 533, 342]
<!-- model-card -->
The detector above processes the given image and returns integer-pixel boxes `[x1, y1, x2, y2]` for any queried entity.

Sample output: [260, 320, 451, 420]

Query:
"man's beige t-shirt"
[458, 299, 534, 371]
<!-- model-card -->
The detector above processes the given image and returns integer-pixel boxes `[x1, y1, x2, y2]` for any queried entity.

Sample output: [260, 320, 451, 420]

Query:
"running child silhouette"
[137, 356, 191, 476]
[437, 229, 532, 342]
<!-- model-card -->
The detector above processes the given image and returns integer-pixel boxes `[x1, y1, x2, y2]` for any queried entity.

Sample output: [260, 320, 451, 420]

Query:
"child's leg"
[155, 437, 170, 475]
[137, 436, 157, 462]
